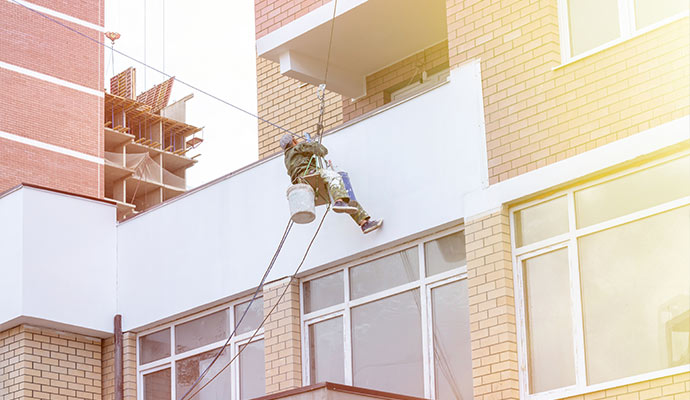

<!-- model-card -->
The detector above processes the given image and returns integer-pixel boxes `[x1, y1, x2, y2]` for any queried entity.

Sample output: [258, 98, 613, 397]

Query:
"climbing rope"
[316, 0, 338, 144]
[177, 218, 295, 400]
[182, 205, 331, 400]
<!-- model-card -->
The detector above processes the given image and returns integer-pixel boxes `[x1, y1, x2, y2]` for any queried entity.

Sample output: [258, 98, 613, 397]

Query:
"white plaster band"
[464, 116, 690, 219]
[0, 61, 104, 98]
[5, 0, 105, 32]
[0, 130, 105, 165]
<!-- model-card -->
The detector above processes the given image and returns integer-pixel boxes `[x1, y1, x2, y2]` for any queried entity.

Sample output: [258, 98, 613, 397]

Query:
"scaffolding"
[104, 68, 203, 220]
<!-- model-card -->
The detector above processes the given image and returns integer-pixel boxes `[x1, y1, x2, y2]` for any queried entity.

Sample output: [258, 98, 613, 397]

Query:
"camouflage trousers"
[302, 169, 370, 225]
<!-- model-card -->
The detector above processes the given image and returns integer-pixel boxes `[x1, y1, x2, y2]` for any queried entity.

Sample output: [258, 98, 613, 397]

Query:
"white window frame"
[511, 151, 690, 400]
[300, 226, 468, 399]
[557, 0, 689, 65]
[136, 298, 265, 400]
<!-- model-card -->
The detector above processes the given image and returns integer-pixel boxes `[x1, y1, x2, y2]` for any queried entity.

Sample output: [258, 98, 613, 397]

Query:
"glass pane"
[304, 272, 344, 313]
[431, 280, 473, 400]
[352, 290, 424, 397]
[176, 348, 231, 400]
[635, 0, 689, 29]
[568, 0, 621, 56]
[240, 340, 266, 400]
[140, 329, 171, 365]
[350, 247, 419, 300]
[579, 206, 690, 385]
[523, 248, 576, 393]
[144, 368, 171, 400]
[175, 309, 229, 354]
[425, 231, 466, 276]
[514, 196, 569, 247]
[575, 156, 690, 228]
[234, 297, 264, 335]
[309, 317, 344, 384]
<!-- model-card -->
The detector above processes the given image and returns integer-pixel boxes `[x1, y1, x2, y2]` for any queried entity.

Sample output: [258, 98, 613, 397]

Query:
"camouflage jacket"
[284, 142, 328, 183]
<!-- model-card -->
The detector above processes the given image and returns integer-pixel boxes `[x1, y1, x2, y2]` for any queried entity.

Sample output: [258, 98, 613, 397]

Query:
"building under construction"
[104, 68, 202, 220]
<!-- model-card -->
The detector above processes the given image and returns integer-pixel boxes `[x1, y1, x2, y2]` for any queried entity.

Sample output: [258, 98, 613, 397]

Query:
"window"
[138, 298, 266, 400]
[559, 0, 689, 59]
[301, 229, 472, 399]
[511, 154, 690, 399]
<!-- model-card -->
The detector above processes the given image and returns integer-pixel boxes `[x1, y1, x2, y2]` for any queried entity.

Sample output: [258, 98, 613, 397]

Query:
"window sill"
[553, 11, 689, 71]
[524, 365, 690, 400]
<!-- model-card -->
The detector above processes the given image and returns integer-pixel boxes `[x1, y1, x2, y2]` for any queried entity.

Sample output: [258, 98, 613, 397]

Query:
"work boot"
[361, 218, 383, 234]
[332, 200, 358, 214]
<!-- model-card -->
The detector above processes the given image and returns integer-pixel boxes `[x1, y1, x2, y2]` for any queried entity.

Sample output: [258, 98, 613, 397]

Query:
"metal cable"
[316, 0, 338, 144]
[183, 206, 331, 400]
[8, 0, 302, 139]
[177, 218, 295, 400]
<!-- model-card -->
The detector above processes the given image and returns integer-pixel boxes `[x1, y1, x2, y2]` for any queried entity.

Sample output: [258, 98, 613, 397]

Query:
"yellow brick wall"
[465, 209, 519, 400]
[256, 58, 343, 159]
[102, 337, 114, 400]
[446, 0, 690, 183]
[563, 372, 690, 400]
[263, 277, 302, 393]
[101, 333, 135, 400]
[342, 40, 450, 122]
[0, 325, 102, 400]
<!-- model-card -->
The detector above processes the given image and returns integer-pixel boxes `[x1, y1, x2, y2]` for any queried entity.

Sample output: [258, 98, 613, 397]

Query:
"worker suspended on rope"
[280, 134, 383, 234]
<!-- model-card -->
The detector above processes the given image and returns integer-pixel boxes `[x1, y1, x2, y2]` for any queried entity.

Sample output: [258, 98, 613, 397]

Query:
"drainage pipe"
[114, 314, 123, 400]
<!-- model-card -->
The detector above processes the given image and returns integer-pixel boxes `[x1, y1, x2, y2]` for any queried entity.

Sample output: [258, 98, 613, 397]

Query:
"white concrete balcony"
[256, 0, 448, 98]
[116, 62, 488, 331]
[0, 185, 117, 336]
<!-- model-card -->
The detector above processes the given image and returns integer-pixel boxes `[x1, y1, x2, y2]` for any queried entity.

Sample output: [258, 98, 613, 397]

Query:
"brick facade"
[0, 0, 104, 199]
[0, 139, 103, 198]
[342, 40, 450, 123]
[445, 0, 690, 183]
[256, 58, 342, 158]
[0, 325, 102, 400]
[255, 0, 331, 40]
[101, 332, 136, 400]
[465, 209, 519, 400]
[563, 373, 690, 400]
[263, 277, 302, 393]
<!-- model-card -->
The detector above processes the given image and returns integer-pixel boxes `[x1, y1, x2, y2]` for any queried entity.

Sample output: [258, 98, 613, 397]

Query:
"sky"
[104, 0, 259, 189]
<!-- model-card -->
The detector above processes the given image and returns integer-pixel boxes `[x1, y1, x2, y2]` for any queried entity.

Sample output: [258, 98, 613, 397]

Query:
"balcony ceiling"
[256, 0, 447, 98]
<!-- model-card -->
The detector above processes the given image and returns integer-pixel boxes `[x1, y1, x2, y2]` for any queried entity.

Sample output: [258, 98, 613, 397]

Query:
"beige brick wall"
[263, 277, 302, 393]
[123, 333, 136, 399]
[0, 325, 102, 400]
[465, 209, 519, 400]
[256, 58, 343, 159]
[255, 0, 331, 40]
[342, 40, 450, 123]
[101, 337, 114, 400]
[446, 0, 690, 183]
[563, 372, 690, 400]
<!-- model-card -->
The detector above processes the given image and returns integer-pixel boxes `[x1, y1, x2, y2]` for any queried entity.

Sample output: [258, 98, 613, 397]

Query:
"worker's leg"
[348, 201, 370, 225]
[319, 169, 350, 202]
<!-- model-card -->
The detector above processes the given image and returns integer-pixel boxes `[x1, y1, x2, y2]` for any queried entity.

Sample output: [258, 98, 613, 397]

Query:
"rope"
[7, 0, 302, 139]
[316, 0, 339, 144]
[182, 205, 332, 400]
[177, 218, 295, 400]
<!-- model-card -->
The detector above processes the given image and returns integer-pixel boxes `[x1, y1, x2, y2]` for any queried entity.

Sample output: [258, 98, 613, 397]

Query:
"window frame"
[136, 298, 265, 400]
[557, 0, 689, 64]
[511, 151, 690, 400]
[300, 226, 468, 399]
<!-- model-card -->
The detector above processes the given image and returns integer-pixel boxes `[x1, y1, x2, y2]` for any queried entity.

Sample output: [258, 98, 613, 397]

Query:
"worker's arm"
[294, 142, 328, 157]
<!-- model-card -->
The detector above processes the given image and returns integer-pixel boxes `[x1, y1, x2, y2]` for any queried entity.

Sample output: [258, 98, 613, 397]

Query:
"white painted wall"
[0, 189, 23, 329]
[117, 61, 488, 331]
[0, 187, 118, 336]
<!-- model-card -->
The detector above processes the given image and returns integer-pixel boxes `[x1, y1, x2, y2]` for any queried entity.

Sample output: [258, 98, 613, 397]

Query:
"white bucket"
[286, 183, 316, 224]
